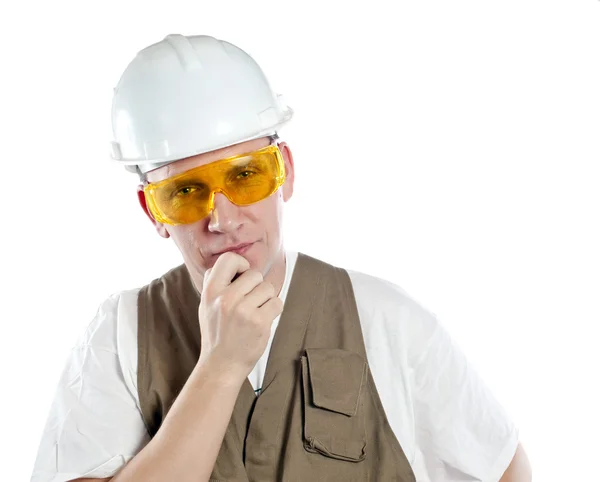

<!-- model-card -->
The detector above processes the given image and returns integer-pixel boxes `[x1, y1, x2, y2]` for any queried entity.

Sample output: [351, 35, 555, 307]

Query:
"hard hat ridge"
[110, 34, 293, 174]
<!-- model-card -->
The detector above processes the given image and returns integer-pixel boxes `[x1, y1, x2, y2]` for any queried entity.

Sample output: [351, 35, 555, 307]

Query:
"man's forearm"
[112, 357, 244, 482]
[499, 443, 532, 482]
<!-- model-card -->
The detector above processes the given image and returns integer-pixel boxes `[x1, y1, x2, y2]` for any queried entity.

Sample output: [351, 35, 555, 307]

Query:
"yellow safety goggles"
[143, 144, 286, 225]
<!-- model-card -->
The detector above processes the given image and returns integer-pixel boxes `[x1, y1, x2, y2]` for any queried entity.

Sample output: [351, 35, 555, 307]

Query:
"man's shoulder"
[343, 267, 440, 346]
[141, 263, 192, 292]
[345, 268, 435, 317]
[77, 288, 141, 350]
[79, 262, 202, 350]
[89, 264, 190, 334]
[297, 252, 438, 323]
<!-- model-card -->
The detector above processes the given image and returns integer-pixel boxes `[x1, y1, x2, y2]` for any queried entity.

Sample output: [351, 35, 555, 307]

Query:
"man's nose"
[207, 192, 243, 233]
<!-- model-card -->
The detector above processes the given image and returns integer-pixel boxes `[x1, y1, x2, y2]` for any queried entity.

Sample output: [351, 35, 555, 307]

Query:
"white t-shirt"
[30, 251, 519, 482]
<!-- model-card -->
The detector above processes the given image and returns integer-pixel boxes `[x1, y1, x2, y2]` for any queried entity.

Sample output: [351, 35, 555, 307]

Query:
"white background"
[1, 0, 599, 480]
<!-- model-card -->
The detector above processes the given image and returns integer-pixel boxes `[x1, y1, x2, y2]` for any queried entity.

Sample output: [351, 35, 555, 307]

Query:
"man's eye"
[175, 186, 198, 196]
[237, 170, 256, 179]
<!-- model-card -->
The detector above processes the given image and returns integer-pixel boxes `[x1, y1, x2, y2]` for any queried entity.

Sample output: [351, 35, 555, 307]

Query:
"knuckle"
[249, 269, 264, 283]
[250, 312, 265, 327]
[233, 301, 247, 317]
[214, 295, 230, 313]
[203, 283, 217, 299]
[264, 282, 276, 297]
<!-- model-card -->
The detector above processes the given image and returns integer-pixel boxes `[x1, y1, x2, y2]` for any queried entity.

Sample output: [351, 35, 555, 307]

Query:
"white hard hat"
[110, 34, 293, 174]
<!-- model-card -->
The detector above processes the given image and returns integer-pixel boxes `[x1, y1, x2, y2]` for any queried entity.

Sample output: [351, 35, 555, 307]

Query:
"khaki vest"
[137, 253, 416, 481]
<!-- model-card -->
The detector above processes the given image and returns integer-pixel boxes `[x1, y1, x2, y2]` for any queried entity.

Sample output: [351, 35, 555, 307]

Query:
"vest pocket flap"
[305, 348, 367, 417]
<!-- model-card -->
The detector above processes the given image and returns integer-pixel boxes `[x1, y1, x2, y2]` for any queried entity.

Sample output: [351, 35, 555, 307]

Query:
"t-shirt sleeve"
[409, 314, 519, 482]
[30, 292, 150, 482]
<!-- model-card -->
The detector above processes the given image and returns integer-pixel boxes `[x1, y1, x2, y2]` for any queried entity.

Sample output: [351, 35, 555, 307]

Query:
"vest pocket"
[301, 348, 368, 462]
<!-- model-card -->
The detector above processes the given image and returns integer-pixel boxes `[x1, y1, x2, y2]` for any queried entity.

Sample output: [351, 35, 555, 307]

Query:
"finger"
[226, 269, 266, 299]
[240, 281, 276, 309]
[258, 296, 285, 321]
[207, 252, 251, 291]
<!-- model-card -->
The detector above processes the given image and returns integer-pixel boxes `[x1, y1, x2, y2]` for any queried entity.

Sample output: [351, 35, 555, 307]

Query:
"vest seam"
[341, 265, 417, 480]
[137, 285, 153, 437]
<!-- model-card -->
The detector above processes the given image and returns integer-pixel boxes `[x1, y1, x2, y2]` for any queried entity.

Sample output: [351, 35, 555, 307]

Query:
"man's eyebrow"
[170, 178, 209, 188]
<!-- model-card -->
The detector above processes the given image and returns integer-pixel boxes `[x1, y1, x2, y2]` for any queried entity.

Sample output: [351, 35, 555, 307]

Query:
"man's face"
[139, 136, 295, 281]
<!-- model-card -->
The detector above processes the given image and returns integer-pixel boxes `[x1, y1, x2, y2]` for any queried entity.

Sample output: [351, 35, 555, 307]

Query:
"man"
[31, 34, 532, 481]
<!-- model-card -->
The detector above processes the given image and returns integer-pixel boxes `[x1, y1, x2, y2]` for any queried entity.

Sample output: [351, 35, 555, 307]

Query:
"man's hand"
[193, 252, 284, 380]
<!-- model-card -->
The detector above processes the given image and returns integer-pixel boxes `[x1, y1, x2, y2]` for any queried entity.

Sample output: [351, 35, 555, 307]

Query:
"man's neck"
[263, 249, 287, 298]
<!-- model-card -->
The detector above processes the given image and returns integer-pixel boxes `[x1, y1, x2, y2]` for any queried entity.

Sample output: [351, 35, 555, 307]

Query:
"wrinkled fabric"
[30, 250, 519, 482]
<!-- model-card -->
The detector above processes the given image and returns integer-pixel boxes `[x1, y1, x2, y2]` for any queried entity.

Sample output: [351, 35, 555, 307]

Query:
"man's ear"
[137, 185, 170, 238]
[278, 141, 295, 201]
